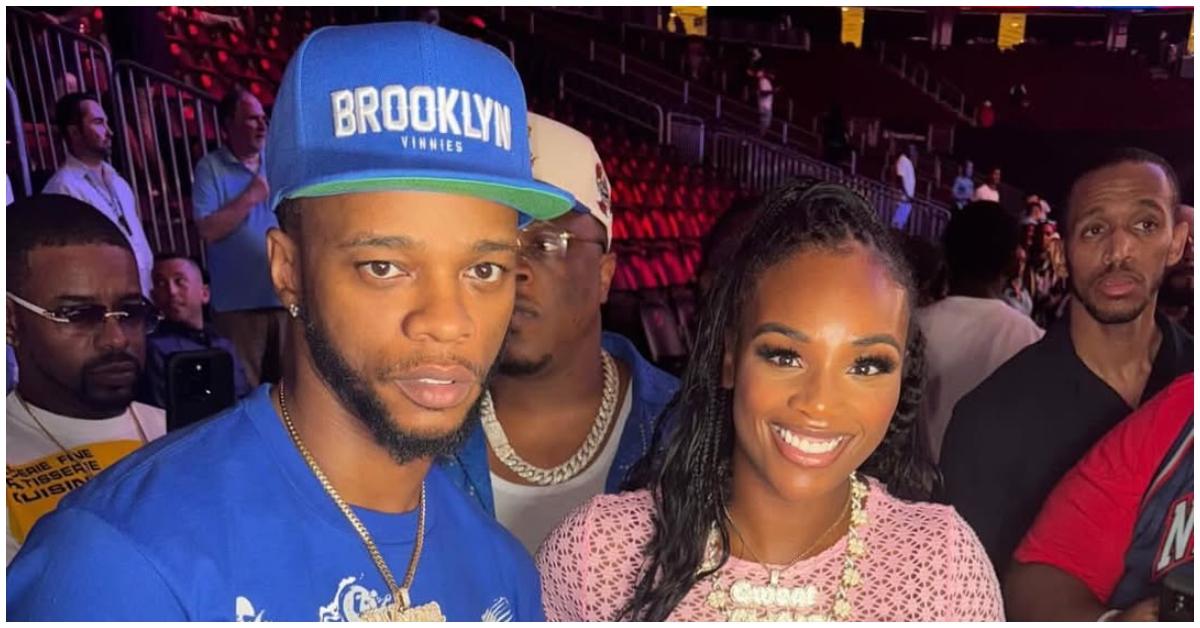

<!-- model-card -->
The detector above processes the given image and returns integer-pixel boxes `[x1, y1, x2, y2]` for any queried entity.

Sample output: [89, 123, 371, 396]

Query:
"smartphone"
[165, 349, 236, 432]
[1160, 569, 1194, 622]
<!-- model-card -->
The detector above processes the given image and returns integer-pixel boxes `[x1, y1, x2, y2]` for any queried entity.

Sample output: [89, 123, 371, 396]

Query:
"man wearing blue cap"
[7, 23, 574, 621]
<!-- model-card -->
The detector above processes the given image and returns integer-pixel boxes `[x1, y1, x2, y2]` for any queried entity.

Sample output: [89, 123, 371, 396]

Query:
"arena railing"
[6, 7, 117, 176]
[507, 7, 970, 218]
[111, 60, 222, 263]
[485, 6, 823, 158]
[618, 20, 812, 124]
[875, 41, 972, 125]
[711, 131, 952, 241]
[7, 79, 34, 199]
[666, 112, 706, 165]
[611, 18, 976, 193]
[559, 69, 664, 144]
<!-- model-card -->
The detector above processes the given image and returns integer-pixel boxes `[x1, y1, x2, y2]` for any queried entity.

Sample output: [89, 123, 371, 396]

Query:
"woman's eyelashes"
[756, 344, 804, 368]
[849, 354, 897, 376]
[754, 344, 897, 377]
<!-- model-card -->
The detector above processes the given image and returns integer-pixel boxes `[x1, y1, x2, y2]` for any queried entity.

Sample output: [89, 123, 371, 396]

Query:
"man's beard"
[496, 331, 553, 376]
[1071, 263, 1161, 325]
[79, 351, 141, 413]
[302, 305, 483, 465]
[90, 141, 112, 160]
[497, 352, 552, 377]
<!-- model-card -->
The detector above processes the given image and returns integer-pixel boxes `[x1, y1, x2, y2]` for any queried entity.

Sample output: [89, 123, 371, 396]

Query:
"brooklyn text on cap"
[266, 22, 575, 222]
[528, 113, 613, 248]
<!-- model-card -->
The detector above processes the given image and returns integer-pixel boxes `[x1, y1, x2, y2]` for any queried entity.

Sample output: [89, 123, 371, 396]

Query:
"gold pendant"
[707, 573, 822, 622]
[359, 600, 446, 622]
[728, 576, 818, 609]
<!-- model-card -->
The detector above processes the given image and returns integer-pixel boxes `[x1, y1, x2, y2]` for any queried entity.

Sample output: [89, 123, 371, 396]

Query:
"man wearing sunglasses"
[5, 194, 167, 565]
[440, 114, 679, 553]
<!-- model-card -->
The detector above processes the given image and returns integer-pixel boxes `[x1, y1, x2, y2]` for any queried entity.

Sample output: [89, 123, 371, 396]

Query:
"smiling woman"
[535, 179, 1003, 621]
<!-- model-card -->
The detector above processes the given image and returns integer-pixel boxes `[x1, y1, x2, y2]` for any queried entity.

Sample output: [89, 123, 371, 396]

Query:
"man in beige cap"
[439, 114, 679, 553]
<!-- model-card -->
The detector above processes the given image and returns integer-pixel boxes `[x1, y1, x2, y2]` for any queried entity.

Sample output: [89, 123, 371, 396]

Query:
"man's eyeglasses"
[518, 223, 607, 261]
[7, 292, 162, 334]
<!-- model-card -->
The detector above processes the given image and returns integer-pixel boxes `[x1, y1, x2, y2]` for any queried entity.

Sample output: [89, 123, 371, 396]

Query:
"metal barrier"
[490, 6, 822, 155]
[6, 7, 115, 175]
[559, 69, 664, 144]
[6, 9, 219, 261]
[876, 41, 971, 124]
[710, 132, 951, 240]
[6, 79, 33, 199]
[666, 112, 705, 164]
[621, 20, 812, 133]
[711, 131, 842, 191]
[112, 60, 222, 262]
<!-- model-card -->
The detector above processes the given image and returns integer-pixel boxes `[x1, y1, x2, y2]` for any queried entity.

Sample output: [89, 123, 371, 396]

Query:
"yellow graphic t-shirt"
[6, 393, 166, 564]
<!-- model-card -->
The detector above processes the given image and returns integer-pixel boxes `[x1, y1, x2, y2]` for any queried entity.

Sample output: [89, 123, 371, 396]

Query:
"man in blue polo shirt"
[7, 22, 575, 621]
[192, 86, 285, 388]
[440, 114, 678, 553]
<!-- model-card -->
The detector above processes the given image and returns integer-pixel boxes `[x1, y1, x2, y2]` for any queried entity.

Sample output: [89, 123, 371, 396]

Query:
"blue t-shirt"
[191, 147, 281, 312]
[6, 385, 544, 621]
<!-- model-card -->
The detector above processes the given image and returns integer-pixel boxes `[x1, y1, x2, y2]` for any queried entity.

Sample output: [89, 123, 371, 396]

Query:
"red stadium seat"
[627, 251, 662, 290]
[656, 162, 673, 184]
[630, 212, 654, 240]
[185, 22, 212, 46]
[681, 242, 703, 276]
[257, 57, 282, 82]
[653, 209, 682, 240]
[666, 184, 687, 210]
[227, 31, 251, 53]
[611, 264, 638, 292]
[656, 245, 690, 285]
[644, 182, 666, 209]
[612, 180, 636, 209]
[610, 212, 630, 241]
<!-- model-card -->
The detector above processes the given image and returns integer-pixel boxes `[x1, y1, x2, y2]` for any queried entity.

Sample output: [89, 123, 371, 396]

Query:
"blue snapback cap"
[266, 22, 575, 222]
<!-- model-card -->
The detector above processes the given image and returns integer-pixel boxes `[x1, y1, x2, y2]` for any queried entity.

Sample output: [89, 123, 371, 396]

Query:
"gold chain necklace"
[725, 485, 851, 577]
[276, 383, 445, 622]
[481, 350, 618, 485]
[16, 394, 149, 481]
[702, 473, 869, 622]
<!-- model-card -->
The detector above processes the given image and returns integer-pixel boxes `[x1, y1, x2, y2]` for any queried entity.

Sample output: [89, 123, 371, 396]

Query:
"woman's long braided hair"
[619, 179, 940, 621]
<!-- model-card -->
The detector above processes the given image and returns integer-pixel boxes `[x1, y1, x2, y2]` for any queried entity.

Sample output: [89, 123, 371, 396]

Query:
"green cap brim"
[289, 176, 574, 223]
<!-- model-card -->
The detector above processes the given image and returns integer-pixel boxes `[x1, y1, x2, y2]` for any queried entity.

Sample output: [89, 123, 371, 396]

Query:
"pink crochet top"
[536, 477, 1004, 621]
